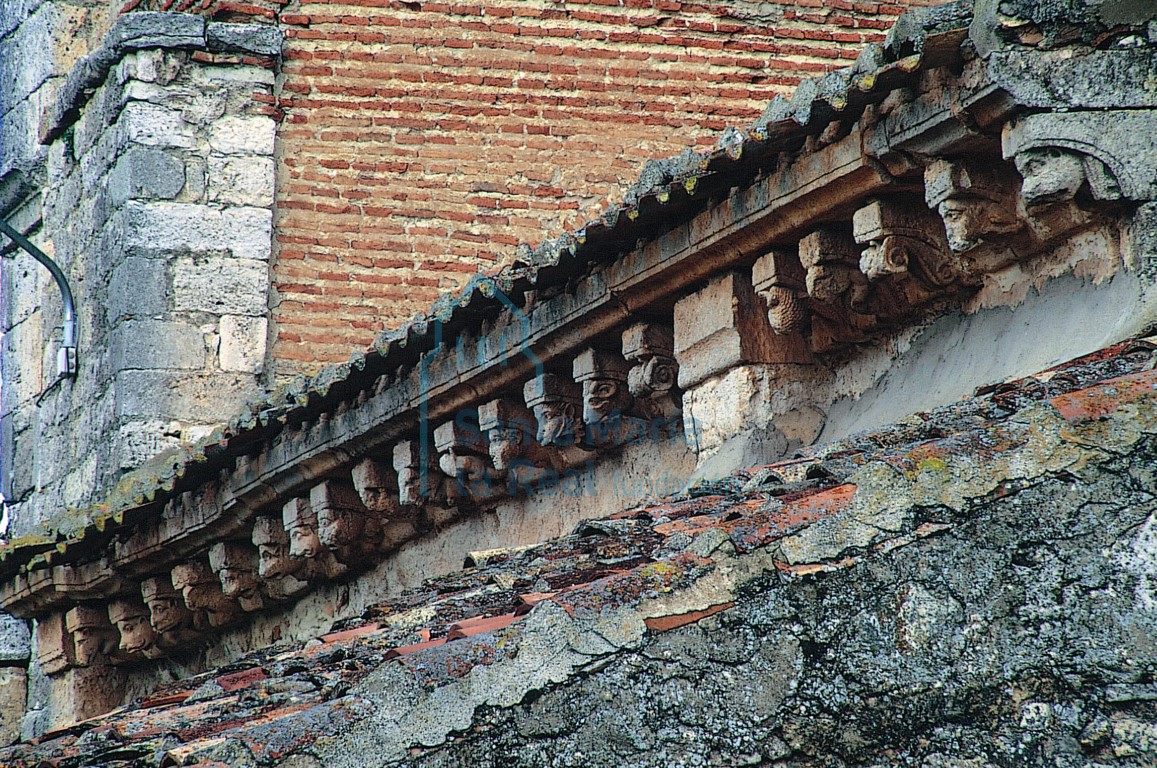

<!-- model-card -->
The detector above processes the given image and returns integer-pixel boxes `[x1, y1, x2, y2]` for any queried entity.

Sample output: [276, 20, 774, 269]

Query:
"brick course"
[126, 0, 938, 375]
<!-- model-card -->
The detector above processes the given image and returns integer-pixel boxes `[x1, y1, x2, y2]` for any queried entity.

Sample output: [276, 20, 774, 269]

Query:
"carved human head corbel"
[208, 542, 266, 613]
[393, 439, 455, 507]
[573, 348, 648, 448]
[170, 560, 243, 630]
[924, 158, 1024, 255]
[799, 228, 869, 306]
[434, 416, 504, 502]
[252, 516, 310, 601]
[351, 457, 401, 517]
[107, 598, 164, 660]
[310, 479, 383, 568]
[852, 199, 958, 289]
[64, 606, 120, 667]
[141, 574, 201, 651]
[282, 496, 346, 580]
[751, 250, 809, 335]
[523, 374, 585, 449]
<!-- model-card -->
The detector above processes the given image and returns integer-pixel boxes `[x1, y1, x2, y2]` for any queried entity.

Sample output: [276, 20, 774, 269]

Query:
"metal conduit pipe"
[0, 217, 77, 378]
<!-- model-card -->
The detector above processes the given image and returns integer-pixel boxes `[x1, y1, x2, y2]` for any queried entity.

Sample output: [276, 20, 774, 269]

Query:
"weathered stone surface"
[0, 667, 27, 746]
[0, 613, 30, 663]
[218, 315, 267, 373]
[118, 202, 273, 261]
[114, 370, 263, 421]
[206, 22, 283, 56]
[987, 48, 1157, 109]
[208, 116, 276, 155]
[107, 12, 205, 52]
[207, 156, 275, 207]
[110, 319, 206, 371]
[106, 147, 185, 205]
[117, 102, 194, 149]
[173, 257, 270, 316]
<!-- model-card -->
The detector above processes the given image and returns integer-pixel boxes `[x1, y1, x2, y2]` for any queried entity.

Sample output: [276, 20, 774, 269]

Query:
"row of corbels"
[34, 324, 684, 671]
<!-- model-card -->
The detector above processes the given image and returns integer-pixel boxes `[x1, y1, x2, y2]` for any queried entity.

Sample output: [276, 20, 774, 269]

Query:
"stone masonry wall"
[1, 18, 279, 539]
[268, 0, 942, 374]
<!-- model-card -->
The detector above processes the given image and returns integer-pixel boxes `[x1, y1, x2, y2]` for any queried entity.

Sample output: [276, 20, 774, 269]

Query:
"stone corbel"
[170, 560, 243, 630]
[36, 613, 75, 674]
[852, 198, 960, 290]
[208, 542, 266, 613]
[393, 439, 461, 512]
[522, 374, 596, 468]
[141, 574, 202, 652]
[64, 606, 120, 667]
[478, 397, 556, 492]
[750, 251, 813, 363]
[281, 497, 346, 581]
[621, 323, 683, 427]
[251, 516, 309, 601]
[572, 348, 650, 449]
[1001, 111, 1157, 241]
[924, 157, 1028, 273]
[351, 457, 419, 551]
[798, 229, 875, 352]
[309, 478, 384, 569]
[434, 416, 506, 504]
[106, 598, 164, 661]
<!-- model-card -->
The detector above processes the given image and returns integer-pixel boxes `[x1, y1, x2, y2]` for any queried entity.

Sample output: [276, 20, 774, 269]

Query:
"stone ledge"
[39, 13, 282, 145]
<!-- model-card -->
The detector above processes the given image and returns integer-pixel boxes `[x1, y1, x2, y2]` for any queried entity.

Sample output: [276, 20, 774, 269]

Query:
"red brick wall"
[125, 0, 941, 376]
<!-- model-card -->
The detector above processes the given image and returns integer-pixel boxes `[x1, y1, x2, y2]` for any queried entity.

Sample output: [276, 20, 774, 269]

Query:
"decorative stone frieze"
[106, 599, 163, 661]
[170, 561, 243, 630]
[64, 607, 120, 668]
[251, 517, 309, 602]
[140, 575, 202, 651]
[309, 479, 384, 570]
[281, 497, 345, 581]
[207, 542, 265, 613]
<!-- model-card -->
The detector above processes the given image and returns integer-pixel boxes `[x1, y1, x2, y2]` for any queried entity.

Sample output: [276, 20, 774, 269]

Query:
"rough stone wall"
[1, 22, 278, 538]
[342, 441, 1157, 768]
[268, 0, 941, 373]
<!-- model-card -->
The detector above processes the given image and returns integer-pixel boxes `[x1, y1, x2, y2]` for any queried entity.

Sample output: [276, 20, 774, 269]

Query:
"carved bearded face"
[761, 286, 807, 335]
[534, 402, 580, 447]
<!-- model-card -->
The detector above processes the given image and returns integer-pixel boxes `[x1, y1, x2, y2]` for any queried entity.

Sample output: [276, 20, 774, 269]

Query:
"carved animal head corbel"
[621, 323, 683, 428]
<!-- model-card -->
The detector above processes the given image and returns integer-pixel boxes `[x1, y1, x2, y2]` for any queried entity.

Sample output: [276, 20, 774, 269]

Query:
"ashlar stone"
[208, 115, 276, 156]
[218, 315, 267, 373]
[207, 155, 274, 207]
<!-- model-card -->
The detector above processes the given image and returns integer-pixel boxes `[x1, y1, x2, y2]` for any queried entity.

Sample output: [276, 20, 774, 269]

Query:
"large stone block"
[106, 148, 185, 206]
[117, 202, 273, 261]
[206, 22, 283, 56]
[207, 115, 276, 155]
[110, 319, 206, 371]
[106, 11, 205, 52]
[116, 102, 194, 149]
[207, 156, 274, 207]
[218, 314, 268, 373]
[116, 419, 183, 471]
[0, 613, 30, 664]
[173, 257, 269, 316]
[114, 370, 263, 421]
[0, 667, 27, 746]
[106, 257, 168, 323]
[673, 271, 799, 389]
